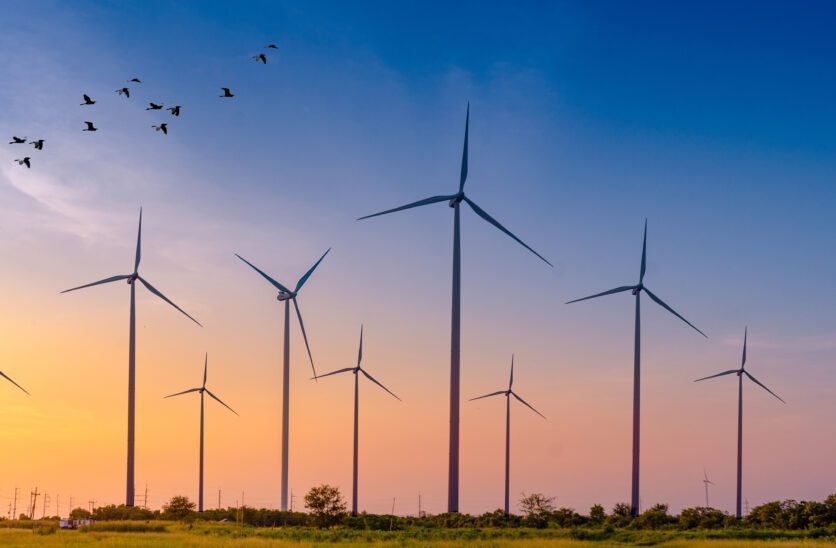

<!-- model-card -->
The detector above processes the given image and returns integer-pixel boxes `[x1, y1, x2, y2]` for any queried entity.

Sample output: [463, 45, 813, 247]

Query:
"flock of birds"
[7, 44, 279, 169]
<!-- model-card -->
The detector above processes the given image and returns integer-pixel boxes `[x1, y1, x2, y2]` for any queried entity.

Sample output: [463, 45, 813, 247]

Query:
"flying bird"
[15, 157, 31, 168]
[83, 121, 98, 131]
[152, 123, 168, 135]
[81, 94, 96, 105]
[265, 44, 278, 49]
[220, 88, 234, 98]
[9, 136, 26, 144]
[129, 77, 142, 83]
[146, 102, 163, 110]
[167, 105, 181, 116]
[116, 87, 130, 98]
[30, 139, 44, 150]
[253, 53, 267, 64]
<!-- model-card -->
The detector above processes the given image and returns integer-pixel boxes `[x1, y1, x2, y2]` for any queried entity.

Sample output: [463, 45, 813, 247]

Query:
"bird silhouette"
[9, 136, 26, 144]
[30, 139, 44, 150]
[83, 121, 98, 132]
[167, 105, 181, 116]
[265, 44, 278, 49]
[253, 53, 267, 64]
[81, 94, 95, 105]
[15, 157, 31, 168]
[116, 87, 130, 98]
[220, 88, 234, 98]
[129, 78, 142, 83]
[152, 123, 168, 135]
[146, 102, 163, 110]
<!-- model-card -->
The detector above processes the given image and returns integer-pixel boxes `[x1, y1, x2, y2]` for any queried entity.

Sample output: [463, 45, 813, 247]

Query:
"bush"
[162, 496, 196, 520]
[519, 493, 556, 528]
[678, 506, 728, 529]
[304, 484, 347, 528]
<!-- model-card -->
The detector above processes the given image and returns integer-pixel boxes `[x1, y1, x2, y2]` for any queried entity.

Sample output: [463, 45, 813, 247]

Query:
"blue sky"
[1, 1, 835, 514]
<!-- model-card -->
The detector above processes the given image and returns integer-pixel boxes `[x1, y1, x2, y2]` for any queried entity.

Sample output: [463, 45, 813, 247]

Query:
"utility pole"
[88, 500, 96, 513]
[12, 487, 18, 520]
[418, 493, 422, 517]
[30, 488, 39, 519]
[218, 489, 221, 510]
[42, 493, 50, 519]
[389, 497, 396, 531]
[290, 489, 295, 512]
[69, 497, 73, 515]
[56, 494, 60, 519]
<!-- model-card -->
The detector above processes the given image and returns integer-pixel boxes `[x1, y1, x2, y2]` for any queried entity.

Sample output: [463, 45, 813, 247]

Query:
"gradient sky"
[1, 1, 835, 517]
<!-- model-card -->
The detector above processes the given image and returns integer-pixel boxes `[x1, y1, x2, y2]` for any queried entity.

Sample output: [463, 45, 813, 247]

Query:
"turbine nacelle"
[127, 273, 139, 285]
[448, 192, 465, 208]
[276, 291, 295, 301]
[632, 284, 643, 295]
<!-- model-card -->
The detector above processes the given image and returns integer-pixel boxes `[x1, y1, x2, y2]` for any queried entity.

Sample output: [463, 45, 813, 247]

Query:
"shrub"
[304, 484, 347, 528]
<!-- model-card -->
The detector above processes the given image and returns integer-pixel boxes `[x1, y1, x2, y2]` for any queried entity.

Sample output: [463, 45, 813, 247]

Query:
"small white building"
[59, 518, 93, 529]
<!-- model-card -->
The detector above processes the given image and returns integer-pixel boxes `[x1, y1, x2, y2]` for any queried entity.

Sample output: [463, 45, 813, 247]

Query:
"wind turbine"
[694, 327, 784, 519]
[470, 355, 544, 516]
[0, 370, 29, 395]
[235, 248, 329, 511]
[315, 325, 400, 516]
[702, 469, 714, 508]
[566, 220, 705, 517]
[62, 208, 201, 506]
[358, 104, 551, 512]
[165, 353, 237, 512]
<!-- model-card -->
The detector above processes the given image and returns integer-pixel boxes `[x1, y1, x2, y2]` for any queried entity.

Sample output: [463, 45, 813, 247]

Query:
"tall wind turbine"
[469, 355, 544, 516]
[62, 208, 201, 506]
[695, 327, 784, 519]
[315, 325, 400, 516]
[566, 220, 705, 517]
[235, 248, 329, 511]
[358, 104, 551, 512]
[702, 469, 714, 508]
[0, 370, 29, 395]
[165, 353, 238, 512]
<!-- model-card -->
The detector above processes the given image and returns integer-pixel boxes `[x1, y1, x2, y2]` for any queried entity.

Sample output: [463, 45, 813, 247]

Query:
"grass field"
[0, 522, 834, 547]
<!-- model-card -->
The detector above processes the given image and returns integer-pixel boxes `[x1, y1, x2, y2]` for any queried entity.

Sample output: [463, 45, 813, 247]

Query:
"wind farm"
[1, 2, 835, 546]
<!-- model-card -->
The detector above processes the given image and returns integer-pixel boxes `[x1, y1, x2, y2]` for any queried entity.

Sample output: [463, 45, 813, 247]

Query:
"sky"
[1, 0, 835, 517]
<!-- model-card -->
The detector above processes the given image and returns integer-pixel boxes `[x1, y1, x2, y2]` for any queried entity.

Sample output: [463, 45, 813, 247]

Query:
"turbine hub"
[127, 273, 139, 285]
[449, 193, 465, 208]
[277, 291, 294, 301]
[632, 284, 643, 295]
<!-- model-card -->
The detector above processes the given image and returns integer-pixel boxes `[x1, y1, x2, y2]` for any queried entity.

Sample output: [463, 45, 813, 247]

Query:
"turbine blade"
[742, 327, 748, 368]
[565, 285, 634, 304]
[509, 354, 514, 390]
[640, 219, 647, 283]
[164, 387, 200, 398]
[357, 195, 456, 221]
[357, 324, 364, 367]
[643, 287, 707, 338]
[206, 388, 239, 415]
[744, 371, 785, 403]
[360, 368, 401, 400]
[203, 353, 208, 388]
[463, 197, 552, 266]
[693, 369, 738, 382]
[469, 390, 505, 401]
[293, 298, 317, 379]
[137, 276, 202, 327]
[512, 391, 546, 419]
[459, 103, 469, 192]
[313, 367, 355, 381]
[295, 248, 330, 292]
[0, 371, 30, 395]
[234, 254, 292, 294]
[135, 207, 142, 272]
[61, 274, 131, 293]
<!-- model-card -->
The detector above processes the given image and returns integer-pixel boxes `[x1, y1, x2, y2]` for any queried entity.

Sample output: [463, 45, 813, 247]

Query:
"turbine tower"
[235, 248, 329, 511]
[0, 370, 29, 395]
[695, 327, 784, 519]
[62, 208, 201, 506]
[358, 104, 551, 512]
[315, 325, 400, 516]
[469, 355, 544, 516]
[165, 353, 238, 512]
[702, 469, 714, 508]
[566, 220, 705, 517]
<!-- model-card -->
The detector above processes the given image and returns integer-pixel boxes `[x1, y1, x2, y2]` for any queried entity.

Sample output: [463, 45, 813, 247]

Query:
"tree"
[304, 484, 346, 528]
[519, 492, 555, 528]
[162, 495, 196, 520]
[69, 508, 91, 520]
[605, 502, 633, 527]
[589, 504, 606, 524]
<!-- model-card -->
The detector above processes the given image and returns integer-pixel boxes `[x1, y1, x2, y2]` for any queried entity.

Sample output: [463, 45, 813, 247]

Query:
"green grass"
[0, 522, 833, 546]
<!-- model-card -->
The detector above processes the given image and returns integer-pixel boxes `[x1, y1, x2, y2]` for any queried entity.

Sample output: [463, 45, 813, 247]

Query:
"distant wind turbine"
[62, 208, 201, 506]
[566, 220, 706, 517]
[695, 327, 784, 519]
[235, 248, 330, 511]
[0, 370, 29, 395]
[470, 355, 544, 516]
[702, 469, 714, 508]
[358, 104, 551, 512]
[315, 325, 400, 516]
[165, 353, 237, 512]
